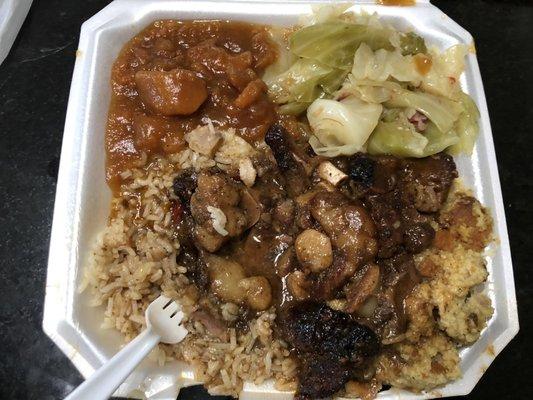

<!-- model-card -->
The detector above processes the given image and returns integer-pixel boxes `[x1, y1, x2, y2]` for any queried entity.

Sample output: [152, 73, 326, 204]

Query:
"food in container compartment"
[82, 7, 493, 399]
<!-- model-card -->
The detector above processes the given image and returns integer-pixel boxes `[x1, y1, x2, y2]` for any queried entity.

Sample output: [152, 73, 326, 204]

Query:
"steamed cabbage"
[290, 22, 394, 70]
[335, 77, 400, 103]
[351, 43, 421, 83]
[308, 96, 382, 157]
[261, 28, 297, 86]
[349, 42, 469, 98]
[299, 3, 352, 26]
[368, 119, 462, 158]
[423, 122, 460, 155]
[385, 88, 463, 133]
[399, 32, 427, 55]
[421, 45, 468, 97]
[265, 20, 396, 110]
[265, 58, 338, 104]
[339, 78, 463, 135]
[367, 121, 428, 157]
[449, 91, 480, 155]
[348, 84, 392, 103]
[262, 8, 480, 158]
[320, 69, 350, 95]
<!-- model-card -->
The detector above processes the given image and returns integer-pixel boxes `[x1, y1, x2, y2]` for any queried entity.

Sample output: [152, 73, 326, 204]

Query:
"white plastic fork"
[64, 295, 188, 400]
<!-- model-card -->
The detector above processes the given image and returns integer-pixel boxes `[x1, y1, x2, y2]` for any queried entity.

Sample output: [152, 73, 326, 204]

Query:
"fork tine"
[171, 310, 184, 322]
[164, 301, 179, 315]
[153, 295, 171, 308]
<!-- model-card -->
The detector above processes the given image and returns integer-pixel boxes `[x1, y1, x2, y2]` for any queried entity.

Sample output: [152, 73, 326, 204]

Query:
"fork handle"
[65, 328, 160, 400]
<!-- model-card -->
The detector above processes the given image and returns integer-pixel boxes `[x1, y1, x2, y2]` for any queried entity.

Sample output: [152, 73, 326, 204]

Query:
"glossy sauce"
[106, 20, 278, 189]
[414, 53, 433, 75]
[377, 0, 415, 6]
[231, 225, 293, 309]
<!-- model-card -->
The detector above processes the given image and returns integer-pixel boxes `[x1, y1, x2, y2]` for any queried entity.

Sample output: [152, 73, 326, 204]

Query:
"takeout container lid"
[43, 1, 518, 399]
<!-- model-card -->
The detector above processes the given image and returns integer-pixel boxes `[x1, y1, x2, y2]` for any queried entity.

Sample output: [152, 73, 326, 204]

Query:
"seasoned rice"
[81, 128, 296, 396]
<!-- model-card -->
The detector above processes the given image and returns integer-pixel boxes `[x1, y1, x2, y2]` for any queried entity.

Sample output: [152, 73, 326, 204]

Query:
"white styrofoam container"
[0, 0, 33, 65]
[43, 1, 519, 399]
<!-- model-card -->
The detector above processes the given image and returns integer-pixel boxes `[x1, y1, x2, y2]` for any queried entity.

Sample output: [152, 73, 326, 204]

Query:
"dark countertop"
[0, 1, 531, 399]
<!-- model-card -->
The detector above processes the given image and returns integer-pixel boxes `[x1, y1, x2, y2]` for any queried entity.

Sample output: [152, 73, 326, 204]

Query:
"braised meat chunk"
[265, 124, 312, 197]
[365, 189, 406, 259]
[202, 253, 273, 311]
[403, 222, 435, 253]
[309, 191, 377, 298]
[190, 169, 259, 252]
[281, 301, 380, 399]
[132, 113, 186, 153]
[297, 356, 352, 400]
[310, 191, 377, 264]
[344, 263, 381, 314]
[314, 255, 360, 300]
[399, 154, 458, 213]
[375, 253, 421, 339]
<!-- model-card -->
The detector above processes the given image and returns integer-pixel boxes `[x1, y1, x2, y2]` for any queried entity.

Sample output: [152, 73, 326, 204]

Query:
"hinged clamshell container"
[43, 1, 518, 399]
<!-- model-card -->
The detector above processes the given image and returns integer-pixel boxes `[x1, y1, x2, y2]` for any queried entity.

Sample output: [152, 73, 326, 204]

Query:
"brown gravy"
[106, 20, 277, 189]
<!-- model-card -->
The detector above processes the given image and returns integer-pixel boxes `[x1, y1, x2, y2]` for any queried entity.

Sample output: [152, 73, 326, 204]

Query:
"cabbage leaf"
[385, 88, 463, 133]
[448, 91, 480, 155]
[262, 28, 297, 86]
[278, 101, 313, 116]
[399, 32, 427, 56]
[265, 58, 338, 104]
[367, 119, 463, 158]
[290, 22, 394, 70]
[308, 96, 382, 157]
[423, 122, 460, 155]
[351, 43, 421, 83]
[367, 120, 428, 157]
